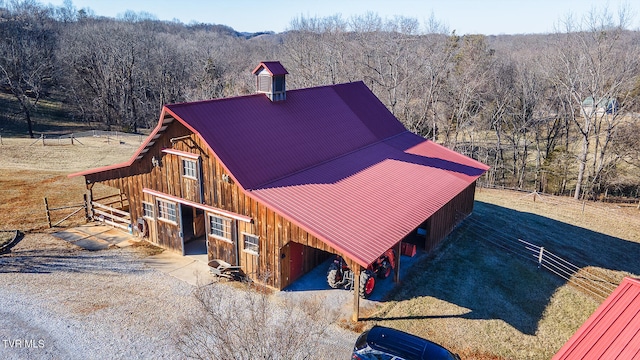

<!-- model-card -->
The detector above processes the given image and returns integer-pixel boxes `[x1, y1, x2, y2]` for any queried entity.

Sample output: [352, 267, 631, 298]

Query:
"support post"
[538, 247, 544, 268]
[41, 134, 45, 146]
[394, 241, 402, 284]
[352, 265, 360, 322]
[83, 193, 89, 221]
[44, 197, 51, 228]
[86, 183, 94, 219]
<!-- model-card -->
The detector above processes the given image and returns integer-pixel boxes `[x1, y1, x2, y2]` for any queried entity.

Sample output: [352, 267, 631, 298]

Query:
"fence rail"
[43, 196, 89, 228]
[24, 130, 145, 146]
[91, 201, 131, 231]
[462, 215, 618, 301]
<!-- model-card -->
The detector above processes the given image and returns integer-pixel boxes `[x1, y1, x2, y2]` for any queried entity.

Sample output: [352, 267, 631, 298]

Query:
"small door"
[280, 242, 305, 289]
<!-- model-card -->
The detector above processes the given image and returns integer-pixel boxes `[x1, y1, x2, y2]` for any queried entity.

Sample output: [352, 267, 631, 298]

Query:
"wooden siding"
[425, 182, 477, 251]
[85, 118, 344, 290]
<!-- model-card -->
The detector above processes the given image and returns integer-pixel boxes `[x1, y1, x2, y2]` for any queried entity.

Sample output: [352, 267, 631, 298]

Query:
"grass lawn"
[367, 189, 640, 359]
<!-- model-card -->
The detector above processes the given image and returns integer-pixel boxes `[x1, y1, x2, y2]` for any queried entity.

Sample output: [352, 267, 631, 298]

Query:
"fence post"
[44, 197, 52, 228]
[71, 134, 74, 145]
[538, 247, 544, 268]
[83, 193, 90, 221]
[41, 134, 45, 146]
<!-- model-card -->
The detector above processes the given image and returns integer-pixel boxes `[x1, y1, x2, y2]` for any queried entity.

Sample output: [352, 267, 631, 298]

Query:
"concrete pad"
[71, 238, 111, 251]
[142, 251, 214, 286]
[53, 224, 137, 251]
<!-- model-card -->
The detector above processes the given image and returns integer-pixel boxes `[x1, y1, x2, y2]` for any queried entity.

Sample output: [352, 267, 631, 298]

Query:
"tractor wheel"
[359, 270, 376, 298]
[377, 260, 392, 279]
[327, 268, 342, 289]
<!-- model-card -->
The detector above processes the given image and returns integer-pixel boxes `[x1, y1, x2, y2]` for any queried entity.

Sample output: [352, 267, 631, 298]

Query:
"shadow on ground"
[361, 201, 640, 335]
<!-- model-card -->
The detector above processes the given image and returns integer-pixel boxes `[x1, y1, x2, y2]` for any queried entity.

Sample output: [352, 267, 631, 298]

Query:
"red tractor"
[326, 248, 396, 298]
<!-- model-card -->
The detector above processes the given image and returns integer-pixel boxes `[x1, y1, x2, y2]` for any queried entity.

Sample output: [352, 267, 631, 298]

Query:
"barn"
[70, 61, 489, 319]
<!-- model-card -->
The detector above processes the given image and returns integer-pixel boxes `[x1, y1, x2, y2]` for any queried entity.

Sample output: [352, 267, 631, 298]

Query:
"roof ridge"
[249, 130, 410, 190]
[166, 81, 362, 109]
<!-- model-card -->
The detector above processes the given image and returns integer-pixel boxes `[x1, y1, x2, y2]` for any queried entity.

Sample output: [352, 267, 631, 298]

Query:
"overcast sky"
[45, 0, 635, 35]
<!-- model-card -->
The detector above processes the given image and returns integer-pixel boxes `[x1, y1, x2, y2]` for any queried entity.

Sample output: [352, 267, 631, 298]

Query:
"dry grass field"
[1, 133, 639, 359]
[0, 136, 140, 231]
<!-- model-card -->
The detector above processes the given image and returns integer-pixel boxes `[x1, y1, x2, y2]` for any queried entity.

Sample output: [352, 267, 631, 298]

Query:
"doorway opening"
[181, 204, 207, 262]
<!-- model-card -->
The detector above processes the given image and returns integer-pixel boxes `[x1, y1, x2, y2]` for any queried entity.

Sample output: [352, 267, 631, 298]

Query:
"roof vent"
[252, 61, 288, 102]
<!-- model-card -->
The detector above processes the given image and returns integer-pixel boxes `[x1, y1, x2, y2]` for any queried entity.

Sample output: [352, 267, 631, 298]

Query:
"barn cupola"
[252, 61, 288, 102]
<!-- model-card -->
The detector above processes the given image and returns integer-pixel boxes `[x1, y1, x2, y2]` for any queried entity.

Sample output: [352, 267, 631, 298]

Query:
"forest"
[1, 0, 639, 201]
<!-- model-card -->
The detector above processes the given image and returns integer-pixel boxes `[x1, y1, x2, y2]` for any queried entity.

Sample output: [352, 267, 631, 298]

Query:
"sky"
[45, 0, 634, 35]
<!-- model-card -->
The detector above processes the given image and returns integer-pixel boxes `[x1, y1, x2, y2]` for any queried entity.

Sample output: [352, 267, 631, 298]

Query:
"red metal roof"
[71, 80, 489, 267]
[252, 61, 289, 75]
[165, 82, 406, 190]
[251, 132, 487, 267]
[553, 277, 640, 360]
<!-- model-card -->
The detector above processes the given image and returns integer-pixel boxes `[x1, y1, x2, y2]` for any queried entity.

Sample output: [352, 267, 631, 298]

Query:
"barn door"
[280, 242, 305, 289]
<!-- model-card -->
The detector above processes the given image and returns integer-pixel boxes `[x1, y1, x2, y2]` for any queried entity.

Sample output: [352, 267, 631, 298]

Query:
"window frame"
[156, 199, 177, 223]
[243, 233, 259, 255]
[142, 201, 154, 219]
[209, 214, 233, 243]
[182, 158, 198, 180]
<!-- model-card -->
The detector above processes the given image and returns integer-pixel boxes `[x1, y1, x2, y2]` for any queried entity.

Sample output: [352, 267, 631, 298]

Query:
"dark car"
[352, 325, 461, 360]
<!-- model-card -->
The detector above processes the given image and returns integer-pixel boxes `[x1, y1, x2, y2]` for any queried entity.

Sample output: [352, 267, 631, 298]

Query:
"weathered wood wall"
[425, 182, 477, 251]
[86, 116, 341, 290]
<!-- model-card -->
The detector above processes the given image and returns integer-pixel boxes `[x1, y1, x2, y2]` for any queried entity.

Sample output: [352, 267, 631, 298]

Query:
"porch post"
[352, 264, 360, 322]
[394, 241, 402, 283]
[86, 181, 94, 220]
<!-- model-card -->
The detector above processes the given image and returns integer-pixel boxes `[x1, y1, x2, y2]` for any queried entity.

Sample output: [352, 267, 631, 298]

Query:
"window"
[142, 202, 154, 218]
[209, 215, 232, 241]
[182, 159, 198, 179]
[243, 234, 259, 254]
[157, 199, 177, 222]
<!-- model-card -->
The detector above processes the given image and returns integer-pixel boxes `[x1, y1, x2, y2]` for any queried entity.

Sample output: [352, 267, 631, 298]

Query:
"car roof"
[365, 326, 455, 360]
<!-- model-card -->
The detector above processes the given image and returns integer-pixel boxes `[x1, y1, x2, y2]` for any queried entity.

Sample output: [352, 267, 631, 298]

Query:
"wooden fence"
[43, 195, 89, 228]
[89, 192, 131, 231]
[43, 192, 131, 232]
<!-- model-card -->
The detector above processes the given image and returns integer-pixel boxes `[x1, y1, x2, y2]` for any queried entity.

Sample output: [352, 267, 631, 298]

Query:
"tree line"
[1, 0, 639, 201]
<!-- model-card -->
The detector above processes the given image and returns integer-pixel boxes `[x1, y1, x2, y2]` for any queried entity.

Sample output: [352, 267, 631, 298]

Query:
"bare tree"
[176, 282, 341, 360]
[548, 6, 639, 199]
[0, 0, 57, 138]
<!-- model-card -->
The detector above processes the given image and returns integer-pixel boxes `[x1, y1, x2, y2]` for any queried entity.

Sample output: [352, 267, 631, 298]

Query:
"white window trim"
[209, 214, 233, 243]
[182, 158, 198, 180]
[157, 199, 177, 224]
[242, 232, 259, 255]
[142, 201, 155, 220]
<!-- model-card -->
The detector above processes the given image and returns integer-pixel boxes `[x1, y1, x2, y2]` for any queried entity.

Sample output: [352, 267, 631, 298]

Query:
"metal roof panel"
[553, 277, 640, 360]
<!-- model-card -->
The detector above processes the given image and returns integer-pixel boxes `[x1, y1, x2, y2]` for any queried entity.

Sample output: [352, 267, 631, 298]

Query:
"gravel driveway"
[0, 234, 356, 359]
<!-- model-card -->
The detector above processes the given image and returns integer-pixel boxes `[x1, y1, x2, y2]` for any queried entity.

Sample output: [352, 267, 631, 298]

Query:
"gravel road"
[0, 234, 355, 359]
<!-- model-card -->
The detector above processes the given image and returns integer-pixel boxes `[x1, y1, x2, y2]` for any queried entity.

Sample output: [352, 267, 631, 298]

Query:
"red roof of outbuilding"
[252, 61, 289, 75]
[553, 277, 640, 360]
[72, 80, 489, 267]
